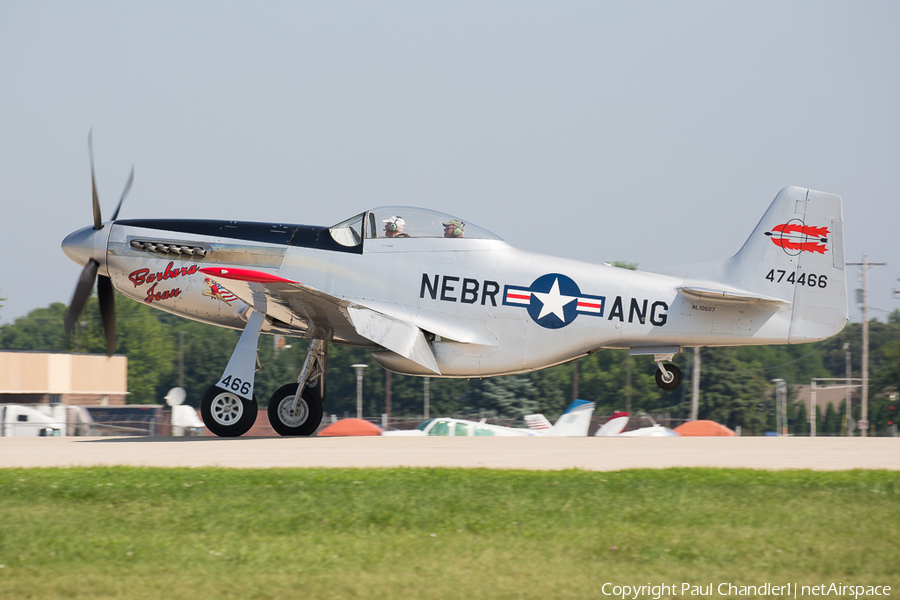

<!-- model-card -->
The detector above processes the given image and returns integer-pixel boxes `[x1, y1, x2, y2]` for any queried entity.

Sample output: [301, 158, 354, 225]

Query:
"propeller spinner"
[61, 131, 133, 356]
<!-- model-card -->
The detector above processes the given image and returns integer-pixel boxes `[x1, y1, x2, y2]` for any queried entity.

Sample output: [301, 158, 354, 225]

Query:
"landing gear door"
[216, 310, 265, 400]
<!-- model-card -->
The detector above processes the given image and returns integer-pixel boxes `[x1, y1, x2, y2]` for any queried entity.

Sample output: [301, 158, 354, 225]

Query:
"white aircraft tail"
[594, 411, 630, 437]
[525, 399, 595, 437]
[672, 186, 848, 343]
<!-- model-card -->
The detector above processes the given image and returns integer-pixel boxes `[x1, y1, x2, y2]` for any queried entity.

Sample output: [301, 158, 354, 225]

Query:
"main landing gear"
[267, 339, 326, 436]
[198, 308, 328, 438]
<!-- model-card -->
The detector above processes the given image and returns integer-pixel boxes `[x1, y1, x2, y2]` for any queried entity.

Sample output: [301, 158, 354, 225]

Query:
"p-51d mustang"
[62, 139, 848, 437]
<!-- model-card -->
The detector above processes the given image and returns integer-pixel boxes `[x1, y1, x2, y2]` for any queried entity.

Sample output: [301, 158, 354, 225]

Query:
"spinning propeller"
[62, 131, 133, 356]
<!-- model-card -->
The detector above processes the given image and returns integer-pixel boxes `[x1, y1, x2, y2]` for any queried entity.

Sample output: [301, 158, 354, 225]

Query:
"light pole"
[771, 379, 786, 436]
[890, 393, 899, 437]
[385, 370, 392, 424]
[691, 347, 701, 421]
[625, 354, 632, 414]
[861, 255, 871, 436]
[178, 331, 186, 389]
[423, 376, 430, 420]
[844, 343, 852, 436]
[572, 359, 579, 400]
[351, 364, 368, 419]
[847, 254, 887, 437]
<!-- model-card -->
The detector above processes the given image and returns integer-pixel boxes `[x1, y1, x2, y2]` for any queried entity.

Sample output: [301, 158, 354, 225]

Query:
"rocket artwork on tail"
[663, 186, 848, 345]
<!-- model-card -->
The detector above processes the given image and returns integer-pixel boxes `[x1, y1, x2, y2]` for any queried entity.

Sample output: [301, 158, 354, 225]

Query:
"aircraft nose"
[61, 226, 104, 268]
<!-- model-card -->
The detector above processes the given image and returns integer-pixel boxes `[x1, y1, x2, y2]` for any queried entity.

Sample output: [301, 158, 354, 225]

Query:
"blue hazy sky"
[1, 2, 898, 325]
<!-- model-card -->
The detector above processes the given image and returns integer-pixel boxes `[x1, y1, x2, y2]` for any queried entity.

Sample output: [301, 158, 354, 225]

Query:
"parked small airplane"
[62, 135, 848, 437]
[594, 412, 679, 437]
[382, 399, 596, 437]
[594, 412, 630, 437]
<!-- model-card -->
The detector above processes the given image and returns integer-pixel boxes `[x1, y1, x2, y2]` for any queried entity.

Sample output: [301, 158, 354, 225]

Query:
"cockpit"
[328, 206, 502, 248]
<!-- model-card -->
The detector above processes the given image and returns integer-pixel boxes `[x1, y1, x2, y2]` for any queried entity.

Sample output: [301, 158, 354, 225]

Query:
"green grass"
[0, 468, 898, 599]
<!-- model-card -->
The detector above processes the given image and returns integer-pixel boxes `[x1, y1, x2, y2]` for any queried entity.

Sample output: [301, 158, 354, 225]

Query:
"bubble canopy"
[328, 206, 502, 247]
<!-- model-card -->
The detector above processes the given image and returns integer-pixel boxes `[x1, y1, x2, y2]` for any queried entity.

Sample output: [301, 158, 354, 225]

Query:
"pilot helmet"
[442, 219, 464, 237]
[383, 216, 406, 233]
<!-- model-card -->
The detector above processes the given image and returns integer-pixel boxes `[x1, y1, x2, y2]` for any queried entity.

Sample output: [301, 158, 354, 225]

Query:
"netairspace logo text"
[600, 583, 892, 599]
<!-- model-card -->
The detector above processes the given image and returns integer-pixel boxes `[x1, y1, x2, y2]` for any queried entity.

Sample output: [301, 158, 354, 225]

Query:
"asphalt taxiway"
[0, 436, 897, 470]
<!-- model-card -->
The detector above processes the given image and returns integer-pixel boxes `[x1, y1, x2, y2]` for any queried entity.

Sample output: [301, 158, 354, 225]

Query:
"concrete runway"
[0, 436, 897, 470]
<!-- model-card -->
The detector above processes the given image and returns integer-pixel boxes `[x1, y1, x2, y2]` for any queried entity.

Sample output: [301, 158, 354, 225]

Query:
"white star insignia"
[532, 278, 577, 321]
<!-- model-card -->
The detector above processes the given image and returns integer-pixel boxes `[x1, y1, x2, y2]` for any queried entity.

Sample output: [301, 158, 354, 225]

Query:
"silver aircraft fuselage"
[63, 188, 848, 380]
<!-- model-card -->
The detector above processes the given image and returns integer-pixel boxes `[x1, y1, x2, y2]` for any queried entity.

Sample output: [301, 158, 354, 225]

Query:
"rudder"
[787, 188, 847, 342]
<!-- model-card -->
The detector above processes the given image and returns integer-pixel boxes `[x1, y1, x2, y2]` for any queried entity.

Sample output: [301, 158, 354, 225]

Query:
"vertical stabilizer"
[717, 186, 848, 342]
[548, 399, 595, 436]
[594, 411, 630, 436]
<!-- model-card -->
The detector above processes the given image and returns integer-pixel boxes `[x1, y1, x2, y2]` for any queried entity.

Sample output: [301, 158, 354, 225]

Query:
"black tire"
[267, 383, 324, 437]
[201, 385, 258, 437]
[655, 364, 683, 391]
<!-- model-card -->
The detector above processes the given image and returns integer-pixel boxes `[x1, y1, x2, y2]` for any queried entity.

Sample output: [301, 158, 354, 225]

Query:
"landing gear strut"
[201, 310, 265, 437]
[268, 339, 327, 436]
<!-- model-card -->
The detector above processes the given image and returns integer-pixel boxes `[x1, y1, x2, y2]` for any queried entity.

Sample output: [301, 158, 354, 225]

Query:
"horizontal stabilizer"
[679, 286, 792, 306]
[661, 187, 847, 343]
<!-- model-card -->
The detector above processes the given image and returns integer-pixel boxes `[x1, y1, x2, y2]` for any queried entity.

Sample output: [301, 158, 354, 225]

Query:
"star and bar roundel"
[503, 273, 605, 329]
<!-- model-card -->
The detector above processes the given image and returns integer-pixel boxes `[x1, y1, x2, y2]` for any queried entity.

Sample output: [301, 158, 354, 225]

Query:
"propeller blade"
[88, 130, 102, 230]
[97, 275, 117, 356]
[64, 259, 99, 337]
[110, 165, 133, 221]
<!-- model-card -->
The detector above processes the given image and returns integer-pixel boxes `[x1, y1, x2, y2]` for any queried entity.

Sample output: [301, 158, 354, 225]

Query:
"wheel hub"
[211, 393, 244, 426]
[278, 396, 309, 427]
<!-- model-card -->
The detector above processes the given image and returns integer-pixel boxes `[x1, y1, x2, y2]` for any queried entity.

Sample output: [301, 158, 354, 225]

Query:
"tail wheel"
[268, 383, 324, 437]
[655, 364, 683, 391]
[201, 385, 258, 437]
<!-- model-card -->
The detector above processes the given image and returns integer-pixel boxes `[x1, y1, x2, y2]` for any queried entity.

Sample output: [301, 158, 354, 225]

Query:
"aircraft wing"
[200, 268, 441, 374]
[679, 286, 792, 306]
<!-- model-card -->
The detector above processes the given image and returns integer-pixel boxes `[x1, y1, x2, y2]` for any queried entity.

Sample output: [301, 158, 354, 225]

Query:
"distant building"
[0, 350, 128, 406]
[793, 384, 851, 415]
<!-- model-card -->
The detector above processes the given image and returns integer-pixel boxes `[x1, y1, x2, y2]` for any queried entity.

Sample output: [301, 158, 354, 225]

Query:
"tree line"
[2, 294, 899, 435]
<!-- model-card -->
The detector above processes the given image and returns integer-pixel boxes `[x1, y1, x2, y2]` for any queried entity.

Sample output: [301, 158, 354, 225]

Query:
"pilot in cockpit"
[443, 219, 464, 238]
[383, 216, 410, 238]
